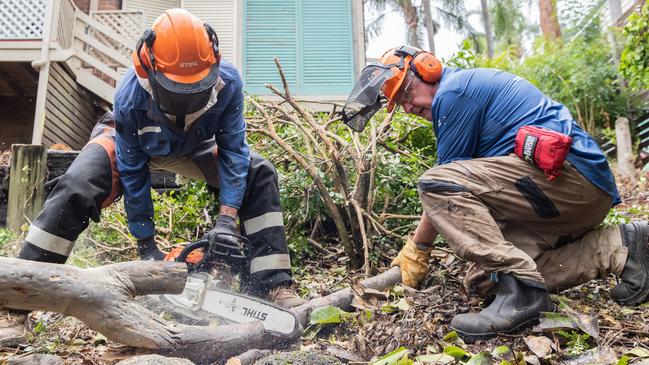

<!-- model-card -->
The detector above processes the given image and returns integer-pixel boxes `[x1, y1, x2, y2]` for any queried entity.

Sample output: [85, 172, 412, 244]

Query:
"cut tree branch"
[0, 258, 295, 364]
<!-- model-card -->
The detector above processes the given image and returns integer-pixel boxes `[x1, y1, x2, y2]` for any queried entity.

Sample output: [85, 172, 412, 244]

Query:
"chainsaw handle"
[175, 239, 209, 264]
[176, 234, 249, 272]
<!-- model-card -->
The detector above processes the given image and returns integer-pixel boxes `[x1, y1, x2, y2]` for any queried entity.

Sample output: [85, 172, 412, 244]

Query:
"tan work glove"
[391, 235, 432, 288]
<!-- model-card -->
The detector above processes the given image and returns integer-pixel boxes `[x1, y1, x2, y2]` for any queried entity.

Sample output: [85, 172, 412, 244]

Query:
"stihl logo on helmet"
[179, 61, 199, 68]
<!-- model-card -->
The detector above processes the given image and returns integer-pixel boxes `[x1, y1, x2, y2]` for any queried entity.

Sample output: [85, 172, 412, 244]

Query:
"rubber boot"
[611, 222, 649, 306]
[450, 273, 554, 342]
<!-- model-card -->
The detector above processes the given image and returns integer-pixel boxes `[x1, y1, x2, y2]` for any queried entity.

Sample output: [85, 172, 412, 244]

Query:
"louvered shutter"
[181, 0, 237, 65]
[300, 0, 354, 95]
[123, 0, 180, 27]
[243, 0, 298, 94]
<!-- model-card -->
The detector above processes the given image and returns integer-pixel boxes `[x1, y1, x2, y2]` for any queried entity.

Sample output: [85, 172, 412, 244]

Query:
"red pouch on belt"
[514, 125, 572, 181]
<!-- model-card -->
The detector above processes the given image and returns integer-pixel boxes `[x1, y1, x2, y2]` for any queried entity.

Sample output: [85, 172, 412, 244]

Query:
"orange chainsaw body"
[164, 244, 205, 264]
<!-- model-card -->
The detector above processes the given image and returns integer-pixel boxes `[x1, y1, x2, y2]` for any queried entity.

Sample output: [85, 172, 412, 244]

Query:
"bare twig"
[350, 198, 370, 276]
[248, 98, 355, 261]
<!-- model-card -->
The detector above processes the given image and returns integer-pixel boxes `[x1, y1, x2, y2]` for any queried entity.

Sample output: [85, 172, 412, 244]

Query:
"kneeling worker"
[342, 45, 648, 341]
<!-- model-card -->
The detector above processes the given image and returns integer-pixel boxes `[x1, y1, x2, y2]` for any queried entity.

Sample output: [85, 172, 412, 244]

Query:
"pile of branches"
[247, 59, 422, 273]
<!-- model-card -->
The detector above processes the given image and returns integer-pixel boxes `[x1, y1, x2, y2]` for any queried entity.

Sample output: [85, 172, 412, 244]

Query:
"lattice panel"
[91, 11, 143, 47]
[87, 11, 142, 66]
[0, 0, 46, 39]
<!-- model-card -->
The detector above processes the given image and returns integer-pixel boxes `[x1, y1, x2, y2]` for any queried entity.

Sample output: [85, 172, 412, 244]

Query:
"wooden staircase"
[50, 0, 142, 104]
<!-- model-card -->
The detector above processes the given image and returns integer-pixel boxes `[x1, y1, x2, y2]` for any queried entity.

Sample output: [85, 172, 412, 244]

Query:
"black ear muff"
[204, 23, 221, 64]
[137, 28, 157, 72]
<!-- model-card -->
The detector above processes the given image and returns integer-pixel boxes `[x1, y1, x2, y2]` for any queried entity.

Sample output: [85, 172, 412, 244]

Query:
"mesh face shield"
[148, 63, 219, 118]
[342, 64, 398, 133]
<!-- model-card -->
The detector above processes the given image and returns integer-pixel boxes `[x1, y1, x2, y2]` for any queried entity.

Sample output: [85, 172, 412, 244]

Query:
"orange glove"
[391, 235, 432, 288]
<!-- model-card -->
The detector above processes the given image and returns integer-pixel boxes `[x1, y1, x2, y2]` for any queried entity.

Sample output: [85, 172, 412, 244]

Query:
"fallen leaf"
[309, 305, 354, 324]
[562, 347, 617, 365]
[536, 312, 579, 332]
[524, 354, 541, 365]
[466, 351, 491, 365]
[491, 345, 510, 357]
[415, 353, 455, 364]
[371, 347, 412, 365]
[524, 336, 554, 358]
[625, 348, 649, 358]
[443, 345, 470, 360]
[442, 331, 459, 342]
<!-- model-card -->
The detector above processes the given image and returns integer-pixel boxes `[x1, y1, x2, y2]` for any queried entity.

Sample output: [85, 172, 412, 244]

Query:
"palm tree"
[491, 0, 527, 51]
[365, 0, 474, 54]
[468, 0, 528, 57]
[480, 0, 495, 58]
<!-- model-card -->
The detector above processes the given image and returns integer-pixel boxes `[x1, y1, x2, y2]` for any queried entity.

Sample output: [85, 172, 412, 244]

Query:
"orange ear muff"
[132, 29, 156, 79]
[132, 47, 150, 78]
[411, 52, 442, 84]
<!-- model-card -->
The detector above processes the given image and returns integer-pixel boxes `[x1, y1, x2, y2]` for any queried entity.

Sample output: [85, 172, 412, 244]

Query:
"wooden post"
[7, 144, 47, 233]
[615, 117, 638, 185]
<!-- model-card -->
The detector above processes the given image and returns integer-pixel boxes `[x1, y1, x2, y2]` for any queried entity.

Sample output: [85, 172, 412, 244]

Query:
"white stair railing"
[51, 0, 143, 104]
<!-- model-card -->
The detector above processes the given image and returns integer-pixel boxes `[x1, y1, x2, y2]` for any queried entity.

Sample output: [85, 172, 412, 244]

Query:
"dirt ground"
[1, 172, 649, 365]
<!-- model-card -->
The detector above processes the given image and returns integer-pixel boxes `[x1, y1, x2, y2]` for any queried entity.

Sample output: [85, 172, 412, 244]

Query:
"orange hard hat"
[379, 46, 442, 112]
[132, 9, 221, 117]
[133, 8, 219, 84]
[343, 46, 442, 133]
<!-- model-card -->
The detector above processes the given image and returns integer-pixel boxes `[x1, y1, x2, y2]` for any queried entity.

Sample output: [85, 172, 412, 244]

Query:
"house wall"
[42, 63, 98, 149]
[123, 0, 180, 27]
[74, 0, 122, 13]
[0, 96, 35, 151]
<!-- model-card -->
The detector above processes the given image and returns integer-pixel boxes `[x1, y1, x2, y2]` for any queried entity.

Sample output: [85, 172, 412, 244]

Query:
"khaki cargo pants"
[419, 154, 627, 292]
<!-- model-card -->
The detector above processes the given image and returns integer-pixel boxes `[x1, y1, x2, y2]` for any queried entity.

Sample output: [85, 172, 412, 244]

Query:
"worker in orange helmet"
[17, 9, 305, 309]
[343, 46, 648, 341]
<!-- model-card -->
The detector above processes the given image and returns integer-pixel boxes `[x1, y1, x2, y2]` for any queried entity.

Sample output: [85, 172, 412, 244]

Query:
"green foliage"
[620, 1, 649, 91]
[251, 107, 435, 261]
[0, 228, 16, 249]
[309, 305, 355, 325]
[516, 37, 629, 134]
[556, 330, 592, 355]
[151, 180, 217, 243]
[447, 32, 632, 136]
[0, 228, 18, 257]
[84, 181, 216, 264]
[602, 208, 631, 227]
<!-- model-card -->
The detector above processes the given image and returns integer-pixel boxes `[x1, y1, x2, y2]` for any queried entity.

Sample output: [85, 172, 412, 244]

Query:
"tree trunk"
[615, 117, 638, 185]
[539, 0, 562, 40]
[401, 1, 420, 47]
[0, 258, 293, 364]
[480, 0, 494, 58]
[422, 0, 436, 53]
[293, 266, 401, 325]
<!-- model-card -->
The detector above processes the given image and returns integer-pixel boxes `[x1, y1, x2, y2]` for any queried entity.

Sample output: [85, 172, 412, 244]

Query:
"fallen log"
[0, 258, 288, 364]
[226, 349, 272, 365]
[293, 266, 402, 325]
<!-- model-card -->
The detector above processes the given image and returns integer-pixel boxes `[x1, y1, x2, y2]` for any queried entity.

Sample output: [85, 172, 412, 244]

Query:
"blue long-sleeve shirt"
[113, 60, 250, 239]
[431, 67, 620, 205]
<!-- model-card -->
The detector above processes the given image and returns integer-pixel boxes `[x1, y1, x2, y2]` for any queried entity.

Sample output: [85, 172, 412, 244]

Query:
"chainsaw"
[162, 234, 301, 338]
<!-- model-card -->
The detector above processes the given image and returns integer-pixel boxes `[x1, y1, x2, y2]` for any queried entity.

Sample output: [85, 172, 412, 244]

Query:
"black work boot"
[450, 273, 554, 342]
[611, 222, 649, 306]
